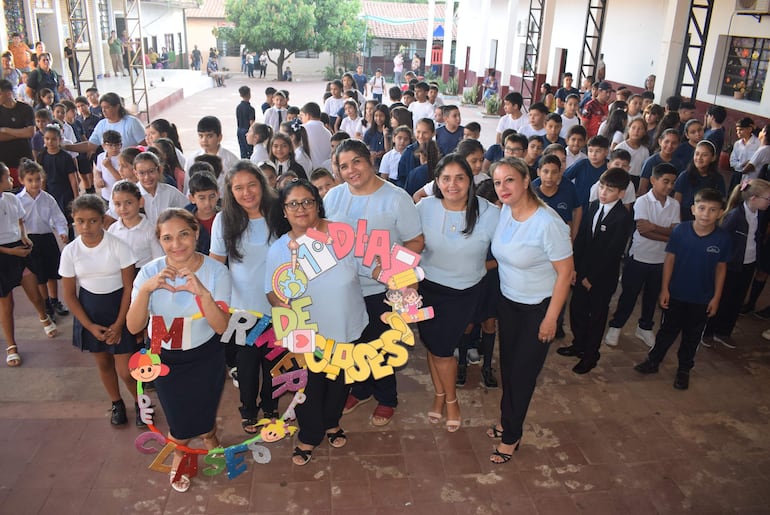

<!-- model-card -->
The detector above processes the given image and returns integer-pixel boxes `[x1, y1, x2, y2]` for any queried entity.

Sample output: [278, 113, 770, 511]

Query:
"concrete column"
[441, 0, 454, 81]
[88, 0, 106, 77]
[425, 0, 435, 69]
[655, 0, 692, 101]
[498, 0, 518, 92]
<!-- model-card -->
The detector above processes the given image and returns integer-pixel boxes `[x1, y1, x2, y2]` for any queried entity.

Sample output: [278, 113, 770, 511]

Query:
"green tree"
[225, 0, 366, 79]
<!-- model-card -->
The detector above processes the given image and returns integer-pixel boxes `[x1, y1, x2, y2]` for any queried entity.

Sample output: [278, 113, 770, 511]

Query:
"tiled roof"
[362, 1, 455, 40]
[186, 0, 225, 19]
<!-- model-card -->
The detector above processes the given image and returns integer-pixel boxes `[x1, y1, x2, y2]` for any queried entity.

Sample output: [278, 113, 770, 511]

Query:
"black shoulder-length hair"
[267, 178, 325, 239]
[431, 153, 480, 236]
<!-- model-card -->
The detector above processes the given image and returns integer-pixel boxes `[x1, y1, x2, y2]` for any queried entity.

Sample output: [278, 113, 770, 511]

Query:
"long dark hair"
[432, 153, 480, 236]
[601, 109, 627, 140]
[281, 120, 311, 160]
[269, 132, 296, 164]
[686, 140, 720, 188]
[220, 160, 275, 262]
[153, 137, 182, 175]
[267, 179, 325, 239]
[149, 119, 183, 152]
[99, 92, 127, 118]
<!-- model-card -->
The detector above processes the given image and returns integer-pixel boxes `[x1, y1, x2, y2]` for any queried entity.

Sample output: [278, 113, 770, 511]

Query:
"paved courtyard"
[1, 76, 770, 514]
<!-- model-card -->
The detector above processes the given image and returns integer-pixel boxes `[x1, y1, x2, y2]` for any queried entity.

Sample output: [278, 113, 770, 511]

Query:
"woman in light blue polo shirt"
[416, 154, 498, 433]
[488, 157, 573, 464]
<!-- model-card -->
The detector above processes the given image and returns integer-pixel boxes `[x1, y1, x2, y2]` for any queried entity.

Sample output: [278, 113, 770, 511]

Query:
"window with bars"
[164, 34, 174, 52]
[97, 0, 109, 40]
[721, 36, 769, 102]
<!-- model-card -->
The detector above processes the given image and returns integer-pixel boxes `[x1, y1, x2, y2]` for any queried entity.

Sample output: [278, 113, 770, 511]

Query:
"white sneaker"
[467, 348, 481, 365]
[762, 329, 770, 341]
[228, 367, 239, 389]
[713, 334, 735, 349]
[635, 327, 655, 349]
[604, 327, 620, 346]
[453, 348, 459, 360]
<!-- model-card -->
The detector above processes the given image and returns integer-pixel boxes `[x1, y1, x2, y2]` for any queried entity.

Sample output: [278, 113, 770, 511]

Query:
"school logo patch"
[706, 246, 721, 254]
[557, 202, 568, 210]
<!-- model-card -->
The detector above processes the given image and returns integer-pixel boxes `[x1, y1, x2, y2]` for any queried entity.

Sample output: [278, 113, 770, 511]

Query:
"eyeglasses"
[504, 146, 524, 154]
[284, 199, 316, 211]
[134, 168, 158, 177]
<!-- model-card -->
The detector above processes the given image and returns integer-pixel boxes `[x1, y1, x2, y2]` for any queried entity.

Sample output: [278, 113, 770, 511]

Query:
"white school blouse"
[59, 232, 136, 294]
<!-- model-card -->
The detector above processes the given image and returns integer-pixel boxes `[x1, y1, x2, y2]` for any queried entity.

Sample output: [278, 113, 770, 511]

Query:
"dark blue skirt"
[72, 287, 138, 354]
[155, 335, 225, 439]
[0, 241, 27, 297]
[418, 279, 482, 358]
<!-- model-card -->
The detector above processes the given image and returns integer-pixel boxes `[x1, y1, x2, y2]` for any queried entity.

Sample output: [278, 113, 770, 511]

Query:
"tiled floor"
[2, 77, 770, 514]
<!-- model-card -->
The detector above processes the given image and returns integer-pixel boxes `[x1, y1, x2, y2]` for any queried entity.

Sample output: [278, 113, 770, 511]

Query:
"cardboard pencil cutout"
[133, 220, 431, 480]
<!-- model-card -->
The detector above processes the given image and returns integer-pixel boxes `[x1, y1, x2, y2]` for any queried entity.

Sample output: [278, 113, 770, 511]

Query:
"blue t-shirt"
[264, 233, 368, 342]
[564, 158, 607, 212]
[666, 222, 730, 304]
[405, 164, 432, 196]
[484, 144, 503, 164]
[417, 196, 499, 289]
[673, 170, 726, 222]
[435, 125, 464, 156]
[672, 142, 696, 170]
[396, 142, 420, 188]
[541, 135, 567, 148]
[210, 214, 272, 314]
[133, 256, 232, 350]
[640, 153, 684, 180]
[323, 180, 423, 296]
[491, 205, 573, 304]
[532, 177, 580, 223]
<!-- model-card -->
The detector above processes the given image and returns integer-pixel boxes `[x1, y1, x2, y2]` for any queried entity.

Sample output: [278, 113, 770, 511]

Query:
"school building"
[453, 0, 769, 135]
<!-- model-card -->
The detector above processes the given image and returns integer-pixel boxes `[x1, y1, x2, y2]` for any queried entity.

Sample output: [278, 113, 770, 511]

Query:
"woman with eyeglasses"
[265, 178, 368, 465]
[209, 161, 278, 434]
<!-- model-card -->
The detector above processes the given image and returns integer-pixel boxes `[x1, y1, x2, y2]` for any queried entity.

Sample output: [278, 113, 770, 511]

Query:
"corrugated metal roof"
[185, 0, 225, 19]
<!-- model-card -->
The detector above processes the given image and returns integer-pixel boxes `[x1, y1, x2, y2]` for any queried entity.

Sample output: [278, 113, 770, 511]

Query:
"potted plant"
[462, 84, 479, 106]
[733, 80, 746, 99]
[485, 94, 502, 116]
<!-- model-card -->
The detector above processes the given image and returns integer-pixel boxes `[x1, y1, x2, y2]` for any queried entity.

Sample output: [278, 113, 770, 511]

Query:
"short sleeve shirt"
[323, 180, 423, 296]
[666, 222, 730, 304]
[491, 205, 573, 304]
[59, 232, 136, 293]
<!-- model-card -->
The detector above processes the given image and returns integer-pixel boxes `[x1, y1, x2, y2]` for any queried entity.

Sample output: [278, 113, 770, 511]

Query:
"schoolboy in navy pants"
[559, 168, 631, 374]
[634, 188, 730, 390]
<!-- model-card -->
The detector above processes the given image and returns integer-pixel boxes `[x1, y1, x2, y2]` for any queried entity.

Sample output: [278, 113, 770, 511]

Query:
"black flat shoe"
[556, 345, 583, 357]
[634, 359, 659, 374]
[111, 399, 127, 425]
[572, 359, 597, 375]
[673, 370, 690, 390]
[481, 368, 498, 389]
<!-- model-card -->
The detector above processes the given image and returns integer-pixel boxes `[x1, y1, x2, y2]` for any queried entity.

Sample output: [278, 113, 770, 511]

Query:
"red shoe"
[342, 394, 371, 415]
[371, 404, 395, 427]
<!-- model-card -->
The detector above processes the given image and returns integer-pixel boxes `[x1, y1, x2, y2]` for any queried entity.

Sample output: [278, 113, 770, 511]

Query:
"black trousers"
[648, 297, 707, 372]
[236, 127, 253, 159]
[498, 296, 551, 445]
[296, 369, 350, 447]
[706, 263, 755, 337]
[569, 282, 612, 363]
[237, 341, 281, 419]
[350, 291, 398, 407]
[609, 257, 663, 331]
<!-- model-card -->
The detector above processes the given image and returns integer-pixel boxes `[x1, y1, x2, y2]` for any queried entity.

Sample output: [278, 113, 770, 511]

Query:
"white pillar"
[441, 0, 453, 69]
[656, 0, 692, 100]
[537, 0, 557, 78]
[498, 0, 518, 85]
[88, 0, 106, 77]
[425, 0, 435, 68]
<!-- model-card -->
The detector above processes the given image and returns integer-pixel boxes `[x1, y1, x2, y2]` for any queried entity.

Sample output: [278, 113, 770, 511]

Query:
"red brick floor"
[2, 78, 770, 514]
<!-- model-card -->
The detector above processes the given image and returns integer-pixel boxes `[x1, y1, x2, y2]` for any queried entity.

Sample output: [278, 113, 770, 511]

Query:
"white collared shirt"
[745, 201, 759, 264]
[107, 214, 164, 267]
[593, 199, 621, 233]
[16, 188, 68, 236]
[630, 190, 681, 264]
[137, 182, 189, 225]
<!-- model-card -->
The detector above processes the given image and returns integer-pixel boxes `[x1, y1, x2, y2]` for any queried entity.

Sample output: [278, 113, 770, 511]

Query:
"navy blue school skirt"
[73, 287, 139, 354]
[418, 278, 482, 358]
[154, 335, 225, 440]
[0, 241, 28, 297]
[27, 233, 61, 284]
[473, 268, 501, 323]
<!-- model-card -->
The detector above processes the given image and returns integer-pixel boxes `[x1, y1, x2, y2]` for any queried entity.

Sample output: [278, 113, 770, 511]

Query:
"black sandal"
[490, 447, 512, 464]
[292, 446, 313, 465]
[326, 428, 347, 448]
[263, 409, 280, 420]
[486, 425, 503, 439]
[241, 418, 259, 434]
